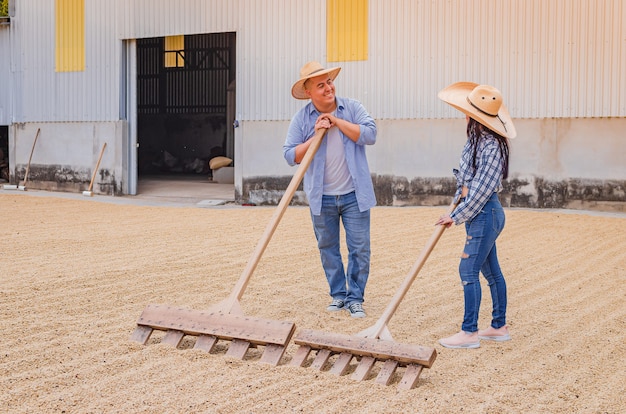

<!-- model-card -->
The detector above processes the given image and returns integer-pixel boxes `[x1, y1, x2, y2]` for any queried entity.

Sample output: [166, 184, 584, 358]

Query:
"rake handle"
[22, 128, 40, 186]
[88, 143, 107, 192]
[224, 129, 327, 310]
[366, 199, 459, 339]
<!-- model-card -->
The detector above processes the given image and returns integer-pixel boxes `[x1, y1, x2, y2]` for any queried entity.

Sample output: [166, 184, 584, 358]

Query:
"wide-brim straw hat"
[438, 82, 516, 139]
[291, 61, 341, 100]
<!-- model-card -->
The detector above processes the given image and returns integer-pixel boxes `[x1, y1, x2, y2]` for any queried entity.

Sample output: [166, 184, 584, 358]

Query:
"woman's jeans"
[459, 193, 507, 333]
[311, 191, 370, 306]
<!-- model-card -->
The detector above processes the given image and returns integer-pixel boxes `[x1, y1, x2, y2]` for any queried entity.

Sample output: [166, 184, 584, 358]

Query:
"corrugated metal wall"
[7, 0, 626, 123]
[117, 0, 626, 121]
[9, 0, 120, 122]
[359, 0, 626, 119]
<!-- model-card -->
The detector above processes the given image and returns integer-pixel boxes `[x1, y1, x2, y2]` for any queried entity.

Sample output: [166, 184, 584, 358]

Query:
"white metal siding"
[117, 0, 625, 121]
[116, 0, 328, 121]
[9, 0, 121, 122]
[6, 0, 626, 123]
[368, 0, 626, 119]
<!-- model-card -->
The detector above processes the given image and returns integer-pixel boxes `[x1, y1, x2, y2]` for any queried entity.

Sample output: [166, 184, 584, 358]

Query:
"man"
[283, 61, 377, 318]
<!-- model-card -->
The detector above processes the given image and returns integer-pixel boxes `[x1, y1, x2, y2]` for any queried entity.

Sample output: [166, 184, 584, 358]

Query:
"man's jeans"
[311, 191, 370, 306]
[459, 193, 507, 333]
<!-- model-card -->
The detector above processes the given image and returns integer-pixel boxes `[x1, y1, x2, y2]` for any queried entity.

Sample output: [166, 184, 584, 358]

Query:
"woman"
[435, 82, 516, 349]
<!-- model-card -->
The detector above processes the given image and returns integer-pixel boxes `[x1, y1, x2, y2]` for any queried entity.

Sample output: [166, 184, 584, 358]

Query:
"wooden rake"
[82, 142, 107, 197]
[3, 128, 40, 191]
[290, 199, 459, 389]
[130, 129, 328, 366]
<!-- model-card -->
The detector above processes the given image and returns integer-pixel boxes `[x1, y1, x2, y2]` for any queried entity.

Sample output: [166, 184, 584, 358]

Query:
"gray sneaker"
[326, 299, 345, 311]
[347, 302, 366, 318]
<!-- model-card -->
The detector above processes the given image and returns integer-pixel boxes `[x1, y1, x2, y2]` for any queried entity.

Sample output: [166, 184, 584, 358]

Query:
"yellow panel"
[55, 0, 85, 72]
[327, 0, 368, 62]
[165, 35, 185, 68]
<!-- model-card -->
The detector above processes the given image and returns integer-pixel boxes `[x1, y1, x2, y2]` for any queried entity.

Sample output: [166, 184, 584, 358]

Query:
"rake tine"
[398, 364, 423, 390]
[130, 325, 153, 345]
[310, 349, 332, 370]
[375, 360, 399, 386]
[161, 330, 185, 347]
[351, 356, 376, 381]
[328, 352, 353, 376]
[259, 343, 287, 366]
[290, 345, 312, 367]
[225, 339, 252, 359]
[194, 334, 218, 352]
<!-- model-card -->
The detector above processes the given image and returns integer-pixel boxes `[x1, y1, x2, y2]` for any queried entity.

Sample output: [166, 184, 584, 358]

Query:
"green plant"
[0, 0, 8, 17]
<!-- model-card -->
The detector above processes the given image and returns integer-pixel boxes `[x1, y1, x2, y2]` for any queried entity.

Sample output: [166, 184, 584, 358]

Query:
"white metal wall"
[116, 0, 328, 121]
[6, 0, 626, 123]
[343, 0, 625, 119]
[117, 0, 625, 121]
[9, 0, 121, 122]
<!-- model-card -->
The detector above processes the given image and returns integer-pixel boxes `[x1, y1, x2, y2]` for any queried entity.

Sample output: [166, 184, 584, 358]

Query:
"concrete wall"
[8, 115, 624, 211]
[9, 121, 126, 195]
[239, 117, 626, 212]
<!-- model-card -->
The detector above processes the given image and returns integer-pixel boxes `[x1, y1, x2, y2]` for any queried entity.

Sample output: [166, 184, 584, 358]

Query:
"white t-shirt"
[323, 125, 354, 195]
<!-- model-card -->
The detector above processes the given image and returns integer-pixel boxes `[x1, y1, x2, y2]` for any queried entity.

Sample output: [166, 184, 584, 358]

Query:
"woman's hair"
[466, 117, 510, 179]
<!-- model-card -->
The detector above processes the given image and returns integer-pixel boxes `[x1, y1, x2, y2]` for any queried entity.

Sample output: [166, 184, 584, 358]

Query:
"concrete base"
[213, 167, 234, 184]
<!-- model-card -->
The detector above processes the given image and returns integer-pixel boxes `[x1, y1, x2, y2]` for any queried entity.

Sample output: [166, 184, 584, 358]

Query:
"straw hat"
[291, 61, 341, 100]
[438, 82, 516, 139]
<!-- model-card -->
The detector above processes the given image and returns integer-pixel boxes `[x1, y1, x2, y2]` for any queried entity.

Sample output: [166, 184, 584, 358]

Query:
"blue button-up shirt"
[451, 132, 505, 224]
[283, 96, 377, 215]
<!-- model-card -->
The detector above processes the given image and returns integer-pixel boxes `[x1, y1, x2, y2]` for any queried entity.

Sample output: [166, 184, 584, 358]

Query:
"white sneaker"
[326, 299, 345, 311]
[347, 302, 366, 318]
[439, 331, 480, 349]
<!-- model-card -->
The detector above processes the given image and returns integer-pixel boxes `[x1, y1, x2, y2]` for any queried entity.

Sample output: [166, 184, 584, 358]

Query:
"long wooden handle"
[361, 199, 459, 339]
[88, 143, 107, 192]
[22, 128, 40, 186]
[223, 129, 327, 311]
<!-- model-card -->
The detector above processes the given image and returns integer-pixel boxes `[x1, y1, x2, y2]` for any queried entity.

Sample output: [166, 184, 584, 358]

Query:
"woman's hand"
[435, 214, 454, 228]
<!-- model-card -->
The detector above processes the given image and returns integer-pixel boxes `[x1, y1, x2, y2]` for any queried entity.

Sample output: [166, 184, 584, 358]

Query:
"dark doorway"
[136, 32, 236, 192]
[0, 126, 8, 184]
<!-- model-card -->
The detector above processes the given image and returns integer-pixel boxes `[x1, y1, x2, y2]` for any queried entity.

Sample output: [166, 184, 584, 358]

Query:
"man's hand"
[315, 114, 333, 131]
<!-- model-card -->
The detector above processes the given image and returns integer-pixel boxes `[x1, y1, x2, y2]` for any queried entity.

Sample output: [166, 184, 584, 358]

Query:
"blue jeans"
[311, 191, 371, 306]
[459, 193, 507, 333]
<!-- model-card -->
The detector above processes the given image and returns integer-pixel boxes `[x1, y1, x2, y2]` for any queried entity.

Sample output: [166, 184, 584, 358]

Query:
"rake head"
[290, 329, 436, 389]
[130, 304, 296, 366]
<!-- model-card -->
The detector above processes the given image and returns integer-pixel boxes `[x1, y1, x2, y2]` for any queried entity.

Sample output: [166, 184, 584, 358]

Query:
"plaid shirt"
[450, 131, 504, 224]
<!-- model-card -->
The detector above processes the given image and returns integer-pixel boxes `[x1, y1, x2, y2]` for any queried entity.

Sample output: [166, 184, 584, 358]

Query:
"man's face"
[304, 74, 336, 108]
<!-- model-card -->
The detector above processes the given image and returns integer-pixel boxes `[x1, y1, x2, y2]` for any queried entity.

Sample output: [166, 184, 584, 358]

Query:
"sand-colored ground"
[1, 192, 625, 413]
